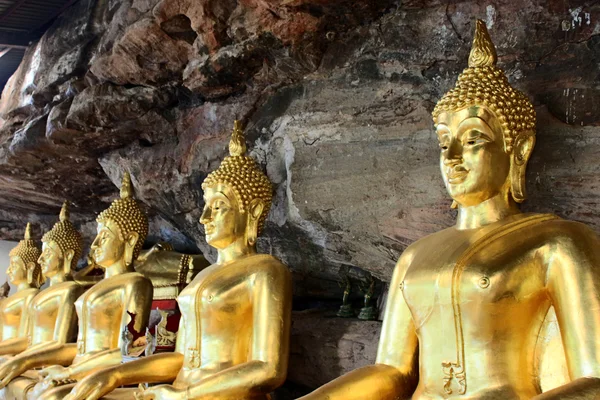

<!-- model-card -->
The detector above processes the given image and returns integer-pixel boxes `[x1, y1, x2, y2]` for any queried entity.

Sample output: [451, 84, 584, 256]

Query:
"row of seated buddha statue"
[0, 116, 291, 400]
[0, 19, 597, 400]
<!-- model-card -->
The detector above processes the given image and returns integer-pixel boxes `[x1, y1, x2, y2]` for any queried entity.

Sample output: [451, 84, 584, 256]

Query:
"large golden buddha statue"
[10, 173, 153, 400]
[0, 224, 42, 352]
[298, 20, 600, 400]
[0, 202, 85, 398]
[64, 121, 292, 400]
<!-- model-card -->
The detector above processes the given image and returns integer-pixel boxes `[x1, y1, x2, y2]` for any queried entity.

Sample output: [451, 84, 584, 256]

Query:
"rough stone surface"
[0, 0, 599, 390]
[289, 310, 380, 389]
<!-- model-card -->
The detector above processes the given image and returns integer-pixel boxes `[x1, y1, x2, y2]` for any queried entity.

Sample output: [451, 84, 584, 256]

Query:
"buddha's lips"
[446, 167, 468, 182]
[204, 225, 215, 235]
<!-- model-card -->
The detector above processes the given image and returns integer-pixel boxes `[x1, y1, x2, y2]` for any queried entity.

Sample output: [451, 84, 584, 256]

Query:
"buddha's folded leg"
[100, 387, 138, 399]
[96, 388, 273, 400]
[35, 383, 76, 400]
[4, 370, 40, 400]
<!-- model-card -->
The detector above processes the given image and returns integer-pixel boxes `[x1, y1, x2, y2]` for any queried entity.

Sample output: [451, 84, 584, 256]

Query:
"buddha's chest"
[75, 283, 125, 328]
[30, 296, 59, 327]
[178, 275, 252, 334]
[402, 232, 547, 329]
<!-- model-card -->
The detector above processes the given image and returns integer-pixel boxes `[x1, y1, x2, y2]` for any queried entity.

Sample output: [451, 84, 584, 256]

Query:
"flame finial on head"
[229, 120, 247, 157]
[120, 171, 133, 199]
[59, 201, 69, 222]
[468, 20, 497, 68]
[24, 222, 32, 240]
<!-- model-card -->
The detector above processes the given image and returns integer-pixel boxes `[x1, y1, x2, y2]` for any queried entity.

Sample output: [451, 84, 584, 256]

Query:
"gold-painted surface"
[298, 20, 600, 400]
[0, 224, 41, 343]
[0, 202, 86, 390]
[13, 173, 153, 400]
[66, 121, 292, 400]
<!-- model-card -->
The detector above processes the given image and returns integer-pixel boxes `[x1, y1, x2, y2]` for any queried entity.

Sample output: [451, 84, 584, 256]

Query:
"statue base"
[358, 306, 377, 321]
[336, 304, 354, 318]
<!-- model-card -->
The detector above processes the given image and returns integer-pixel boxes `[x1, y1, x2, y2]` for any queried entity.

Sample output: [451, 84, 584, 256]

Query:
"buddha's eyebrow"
[457, 116, 491, 129]
[216, 191, 231, 200]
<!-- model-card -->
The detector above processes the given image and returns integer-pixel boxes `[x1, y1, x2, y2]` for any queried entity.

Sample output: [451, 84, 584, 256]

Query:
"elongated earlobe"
[124, 232, 140, 267]
[510, 132, 535, 203]
[63, 249, 75, 277]
[246, 199, 264, 246]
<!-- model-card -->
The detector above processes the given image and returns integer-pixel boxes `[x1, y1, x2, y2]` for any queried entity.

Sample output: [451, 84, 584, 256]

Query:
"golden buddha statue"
[298, 20, 600, 400]
[63, 121, 292, 400]
[0, 224, 42, 353]
[0, 202, 86, 398]
[10, 173, 153, 400]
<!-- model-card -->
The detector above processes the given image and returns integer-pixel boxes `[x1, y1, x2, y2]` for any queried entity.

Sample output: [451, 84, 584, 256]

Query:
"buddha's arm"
[65, 353, 185, 400]
[0, 342, 77, 388]
[534, 224, 600, 399]
[62, 347, 123, 380]
[17, 292, 36, 338]
[298, 252, 419, 400]
[0, 337, 28, 355]
[0, 342, 77, 382]
[52, 290, 80, 343]
[119, 276, 153, 346]
[182, 266, 293, 400]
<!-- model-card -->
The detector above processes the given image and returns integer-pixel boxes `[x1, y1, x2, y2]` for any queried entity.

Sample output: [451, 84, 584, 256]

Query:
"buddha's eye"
[439, 142, 449, 150]
[212, 200, 227, 211]
[464, 130, 490, 146]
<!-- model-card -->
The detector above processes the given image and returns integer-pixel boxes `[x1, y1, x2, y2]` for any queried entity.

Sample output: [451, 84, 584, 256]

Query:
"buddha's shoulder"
[0, 289, 37, 310]
[527, 215, 599, 246]
[401, 225, 459, 256]
[96, 272, 152, 288]
[244, 254, 289, 276]
[9, 288, 38, 301]
[35, 281, 82, 300]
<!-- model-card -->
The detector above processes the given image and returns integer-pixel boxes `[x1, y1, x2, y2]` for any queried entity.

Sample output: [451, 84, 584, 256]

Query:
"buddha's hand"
[63, 370, 119, 400]
[135, 384, 185, 400]
[39, 364, 71, 382]
[0, 359, 22, 388]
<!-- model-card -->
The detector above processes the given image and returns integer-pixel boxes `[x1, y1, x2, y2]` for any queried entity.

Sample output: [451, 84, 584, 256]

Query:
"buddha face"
[200, 184, 248, 249]
[90, 219, 126, 269]
[7, 256, 27, 285]
[436, 106, 512, 207]
[38, 241, 63, 278]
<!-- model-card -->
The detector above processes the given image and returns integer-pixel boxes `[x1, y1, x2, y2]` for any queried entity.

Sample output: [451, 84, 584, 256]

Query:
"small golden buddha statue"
[0, 223, 42, 348]
[64, 121, 292, 400]
[13, 173, 153, 400]
[298, 20, 600, 400]
[0, 202, 86, 398]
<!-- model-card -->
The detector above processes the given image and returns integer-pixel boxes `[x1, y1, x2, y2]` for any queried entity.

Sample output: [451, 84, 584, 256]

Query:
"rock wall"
[0, 0, 599, 390]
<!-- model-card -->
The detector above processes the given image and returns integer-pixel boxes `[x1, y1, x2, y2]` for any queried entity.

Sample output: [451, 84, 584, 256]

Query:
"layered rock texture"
[0, 0, 599, 391]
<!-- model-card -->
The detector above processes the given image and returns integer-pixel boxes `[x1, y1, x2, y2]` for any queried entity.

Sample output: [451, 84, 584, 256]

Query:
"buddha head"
[200, 121, 273, 250]
[432, 20, 536, 208]
[91, 172, 148, 269]
[8, 223, 43, 288]
[39, 201, 83, 280]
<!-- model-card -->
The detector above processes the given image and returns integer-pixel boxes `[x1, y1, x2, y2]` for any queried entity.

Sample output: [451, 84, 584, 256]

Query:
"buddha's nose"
[443, 141, 463, 165]
[199, 207, 211, 224]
